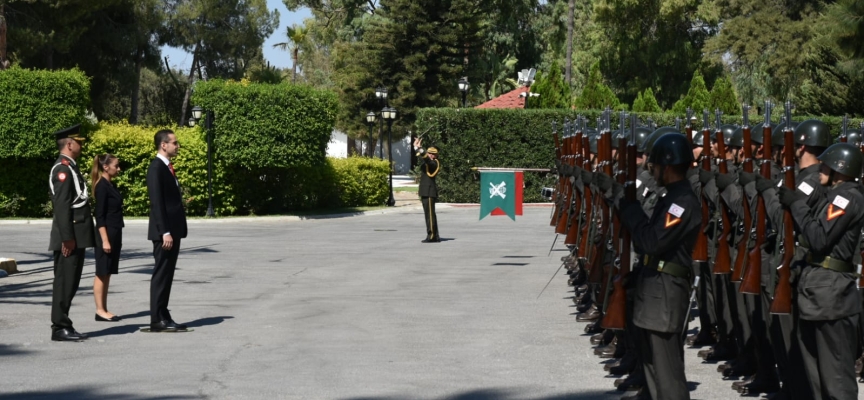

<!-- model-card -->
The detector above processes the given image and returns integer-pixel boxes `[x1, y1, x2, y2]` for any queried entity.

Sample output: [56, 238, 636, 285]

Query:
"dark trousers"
[695, 261, 716, 336]
[750, 287, 779, 384]
[797, 314, 859, 400]
[151, 238, 180, 323]
[714, 273, 735, 343]
[768, 298, 809, 399]
[51, 249, 85, 331]
[421, 196, 439, 240]
[639, 328, 690, 400]
[731, 281, 756, 367]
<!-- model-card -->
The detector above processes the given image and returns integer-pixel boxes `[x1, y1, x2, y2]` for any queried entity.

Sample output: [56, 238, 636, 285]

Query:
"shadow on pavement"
[340, 388, 620, 400]
[0, 388, 197, 400]
[0, 344, 32, 357]
[185, 316, 233, 328]
[86, 324, 147, 338]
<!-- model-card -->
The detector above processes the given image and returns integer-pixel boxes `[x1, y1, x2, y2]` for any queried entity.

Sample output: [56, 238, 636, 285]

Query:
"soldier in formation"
[549, 105, 864, 399]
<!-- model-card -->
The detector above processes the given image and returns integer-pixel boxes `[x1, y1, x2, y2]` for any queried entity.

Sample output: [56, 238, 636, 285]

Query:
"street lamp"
[382, 106, 397, 206]
[375, 87, 388, 160]
[366, 111, 376, 158]
[189, 105, 215, 217]
[458, 77, 469, 108]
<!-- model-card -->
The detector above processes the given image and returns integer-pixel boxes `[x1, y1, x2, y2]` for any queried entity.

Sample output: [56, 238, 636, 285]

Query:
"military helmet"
[712, 124, 737, 146]
[817, 142, 863, 178]
[845, 130, 862, 146]
[648, 133, 695, 166]
[645, 129, 681, 158]
[588, 131, 599, 154]
[794, 119, 832, 148]
[632, 127, 653, 152]
[611, 130, 623, 149]
[771, 121, 799, 148]
[729, 127, 744, 147]
[692, 130, 705, 148]
[750, 122, 776, 145]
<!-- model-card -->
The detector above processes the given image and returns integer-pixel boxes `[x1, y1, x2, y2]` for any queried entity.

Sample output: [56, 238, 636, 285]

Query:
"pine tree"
[641, 88, 662, 112]
[574, 61, 621, 110]
[671, 71, 711, 114]
[527, 61, 571, 109]
[710, 76, 740, 115]
[631, 91, 645, 112]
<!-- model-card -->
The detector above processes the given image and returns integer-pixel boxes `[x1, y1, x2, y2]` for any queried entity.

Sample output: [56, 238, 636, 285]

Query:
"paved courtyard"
[1, 205, 764, 399]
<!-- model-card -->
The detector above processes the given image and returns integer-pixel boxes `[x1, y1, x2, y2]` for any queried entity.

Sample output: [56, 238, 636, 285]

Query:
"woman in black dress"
[91, 154, 124, 322]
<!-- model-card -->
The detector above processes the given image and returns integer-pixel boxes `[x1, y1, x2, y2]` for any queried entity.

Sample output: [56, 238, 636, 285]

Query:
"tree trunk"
[179, 43, 200, 127]
[292, 48, 298, 83]
[130, 46, 144, 124]
[347, 137, 357, 156]
[566, 0, 574, 86]
[0, 4, 8, 70]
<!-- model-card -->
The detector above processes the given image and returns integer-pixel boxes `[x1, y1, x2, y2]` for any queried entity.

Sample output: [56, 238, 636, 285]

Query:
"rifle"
[577, 118, 595, 261]
[840, 115, 849, 143]
[597, 110, 616, 307]
[554, 120, 574, 234]
[741, 101, 774, 294]
[692, 109, 712, 262]
[550, 120, 563, 227]
[771, 101, 795, 313]
[601, 112, 635, 330]
[712, 113, 734, 274]
[564, 119, 585, 246]
[731, 104, 754, 283]
[685, 107, 693, 145]
[589, 111, 613, 286]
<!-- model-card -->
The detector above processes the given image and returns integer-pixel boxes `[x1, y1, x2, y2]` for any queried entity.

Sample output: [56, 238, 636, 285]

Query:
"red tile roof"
[474, 86, 529, 109]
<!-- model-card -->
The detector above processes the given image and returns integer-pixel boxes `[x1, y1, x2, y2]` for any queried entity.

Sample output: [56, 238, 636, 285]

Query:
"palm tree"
[272, 24, 309, 83]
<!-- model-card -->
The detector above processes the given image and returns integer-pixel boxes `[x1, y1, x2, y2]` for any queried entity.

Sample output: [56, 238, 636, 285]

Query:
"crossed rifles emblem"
[489, 181, 507, 199]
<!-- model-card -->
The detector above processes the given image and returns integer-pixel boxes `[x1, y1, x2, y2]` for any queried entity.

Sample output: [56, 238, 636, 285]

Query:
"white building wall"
[354, 135, 412, 174]
[326, 130, 349, 158]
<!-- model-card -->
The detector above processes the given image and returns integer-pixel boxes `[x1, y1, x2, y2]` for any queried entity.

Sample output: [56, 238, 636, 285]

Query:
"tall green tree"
[527, 61, 571, 108]
[574, 61, 622, 110]
[672, 71, 710, 114]
[273, 23, 309, 83]
[710, 76, 739, 115]
[633, 88, 661, 112]
[162, 0, 278, 125]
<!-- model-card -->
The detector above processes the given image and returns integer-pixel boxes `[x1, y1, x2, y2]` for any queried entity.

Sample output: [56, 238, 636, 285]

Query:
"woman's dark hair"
[90, 153, 118, 190]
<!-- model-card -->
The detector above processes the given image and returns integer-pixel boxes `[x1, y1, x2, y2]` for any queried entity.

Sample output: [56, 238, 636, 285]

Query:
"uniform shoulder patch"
[58, 172, 67, 182]
[832, 195, 849, 210]
[665, 203, 685, 228]
[636, 179, 643, 189]
[797, 182, 814, 196]
[60, 159, 70, 166]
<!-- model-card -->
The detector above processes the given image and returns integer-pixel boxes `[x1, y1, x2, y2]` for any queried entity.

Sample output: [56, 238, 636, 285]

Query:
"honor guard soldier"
[779, 142, 864, 400]
[48, 124, 96, 341]
[413, 137, 440, 243]
[606, 132, 701, 399]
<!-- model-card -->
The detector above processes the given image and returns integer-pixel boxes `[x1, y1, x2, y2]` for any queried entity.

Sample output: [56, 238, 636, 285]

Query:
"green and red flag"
[479, 171, 523, 220]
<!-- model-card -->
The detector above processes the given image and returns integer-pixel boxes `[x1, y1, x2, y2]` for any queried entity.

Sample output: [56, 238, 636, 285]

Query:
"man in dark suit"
[413, 137, 440, 243]
[147, 129, 188, 332]
[49, 124, 96, 341]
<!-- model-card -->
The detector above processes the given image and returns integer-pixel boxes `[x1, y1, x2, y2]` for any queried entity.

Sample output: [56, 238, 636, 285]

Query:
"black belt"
[806, 254, 855, 273]
[644, 255, 691, 279]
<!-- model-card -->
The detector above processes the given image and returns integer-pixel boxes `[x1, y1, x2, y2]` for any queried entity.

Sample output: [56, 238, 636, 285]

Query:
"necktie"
[169, 163, 176, 177]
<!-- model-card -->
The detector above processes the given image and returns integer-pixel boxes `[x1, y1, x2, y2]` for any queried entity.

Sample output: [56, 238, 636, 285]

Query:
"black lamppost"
[365, 111, 376, 158]
[382, 106, 397, 206]
[458, 77, 469, 108]
[190, 105, 215, 217]
[375, 87, 388, 160]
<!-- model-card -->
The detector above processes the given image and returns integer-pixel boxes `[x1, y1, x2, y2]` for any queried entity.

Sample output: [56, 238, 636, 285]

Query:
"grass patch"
[394, 186, 419, 192]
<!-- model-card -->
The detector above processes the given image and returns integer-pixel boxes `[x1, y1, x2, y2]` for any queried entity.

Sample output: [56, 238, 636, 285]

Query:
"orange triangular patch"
[665, 213, 681, 228]
[827, 204, 845, 221]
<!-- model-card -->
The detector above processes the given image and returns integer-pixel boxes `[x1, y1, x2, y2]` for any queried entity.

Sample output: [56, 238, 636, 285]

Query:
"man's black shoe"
[51, 328, 87, 342]
[170, 321, 188, 330]
[421, 238, 440, 243]
[615, 374, 645, 392]
[150, 320, 181, 332]
[737, 379, 780, 395]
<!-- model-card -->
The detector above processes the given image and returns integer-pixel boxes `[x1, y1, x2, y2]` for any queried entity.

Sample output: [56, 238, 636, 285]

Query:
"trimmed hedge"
[0, 122, 390, 218]
[0, 66, 90, 159]
[191, 80, 338, 169]
[414, 108, 864, 203]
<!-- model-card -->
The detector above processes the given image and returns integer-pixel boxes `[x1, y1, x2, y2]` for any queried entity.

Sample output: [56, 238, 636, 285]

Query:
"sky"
[160, 0, 312, 72]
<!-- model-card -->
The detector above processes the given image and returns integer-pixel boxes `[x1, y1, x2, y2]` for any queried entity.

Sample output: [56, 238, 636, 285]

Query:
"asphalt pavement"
[0, 205, 767, 399]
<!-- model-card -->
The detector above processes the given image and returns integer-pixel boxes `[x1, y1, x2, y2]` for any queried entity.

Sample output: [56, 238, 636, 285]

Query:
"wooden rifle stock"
[731, 124, 754, 282]
[770, 125, 795, 313]
[564, 132, 585, 245]
[554, 133, 574, 234]
[740, 119, 773, 294]
[588, 132, 611, 285]
[577, 135, 594, 259]
[601, 131, 634, 330]
[712, 131, 733, 274]
[693, 123, 712, 262]
[550, 123, 563, 227]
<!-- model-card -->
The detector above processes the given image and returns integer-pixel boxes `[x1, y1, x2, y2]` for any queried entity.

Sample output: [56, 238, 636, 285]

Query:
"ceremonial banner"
[480, 171, 522, 220]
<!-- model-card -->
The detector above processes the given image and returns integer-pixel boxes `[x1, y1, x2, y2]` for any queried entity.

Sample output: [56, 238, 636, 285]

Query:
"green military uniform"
[416, 146, 440, 243]
[48, 125, 95, 339]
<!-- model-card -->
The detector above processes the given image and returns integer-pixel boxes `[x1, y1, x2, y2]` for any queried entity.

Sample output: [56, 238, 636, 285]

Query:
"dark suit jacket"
[94, 179, 124, 230]
[49, 156, 95, 250]
[147, 157, 187, 241]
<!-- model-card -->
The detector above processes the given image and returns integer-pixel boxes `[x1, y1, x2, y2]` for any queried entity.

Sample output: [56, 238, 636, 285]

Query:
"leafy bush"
[328, 157, 390, 207]
[672, 70, 711, 114]
[0, 66, 90, 159]
[710, 76, 740, 116]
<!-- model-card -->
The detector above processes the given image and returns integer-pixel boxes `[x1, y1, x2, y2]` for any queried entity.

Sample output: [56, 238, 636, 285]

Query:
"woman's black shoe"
[95, 314, 121, 322]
